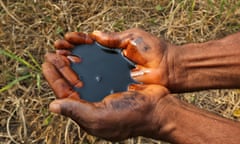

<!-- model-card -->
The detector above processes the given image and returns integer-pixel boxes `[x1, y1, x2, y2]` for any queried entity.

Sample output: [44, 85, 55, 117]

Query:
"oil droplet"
[110, 89, 115, 94]
[95, 75, 102, 82]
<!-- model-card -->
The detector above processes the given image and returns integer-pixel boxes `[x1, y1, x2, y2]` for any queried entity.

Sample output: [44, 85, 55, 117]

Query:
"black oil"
[71, 42, 136, 102]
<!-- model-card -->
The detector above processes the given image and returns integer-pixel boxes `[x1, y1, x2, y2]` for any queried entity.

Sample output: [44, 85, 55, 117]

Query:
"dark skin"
[52, 29, 172, 86]
[90, 29, 171, 86]
[42, 28, 240, 143]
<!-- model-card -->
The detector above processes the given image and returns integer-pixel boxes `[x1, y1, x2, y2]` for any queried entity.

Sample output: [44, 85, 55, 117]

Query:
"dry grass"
[0, 0, 240, 143]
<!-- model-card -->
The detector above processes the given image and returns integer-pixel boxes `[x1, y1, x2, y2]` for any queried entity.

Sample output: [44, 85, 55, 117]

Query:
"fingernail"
[131, 69, 150, 77]
[49, 102, 61, 114]
[130, 40, 137, 46]
[74, 81, 83, 88]
[92, 30, 101, 35]
[67, 56, 81, 63]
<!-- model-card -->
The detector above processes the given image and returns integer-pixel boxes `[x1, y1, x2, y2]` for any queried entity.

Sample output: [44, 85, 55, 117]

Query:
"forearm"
[168, 32, 240, 92]
[154, 95, 240, 144]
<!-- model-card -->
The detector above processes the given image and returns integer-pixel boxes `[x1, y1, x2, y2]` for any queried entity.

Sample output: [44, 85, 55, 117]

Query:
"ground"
[0, 0, 240, 144]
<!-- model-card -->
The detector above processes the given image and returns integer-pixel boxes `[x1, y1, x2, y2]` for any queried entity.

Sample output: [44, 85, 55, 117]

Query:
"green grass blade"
[0, 74, 32, 93]
[0, 49, 37, 71]
[36, 73, 41, 90]
[26, 51, 41, 71]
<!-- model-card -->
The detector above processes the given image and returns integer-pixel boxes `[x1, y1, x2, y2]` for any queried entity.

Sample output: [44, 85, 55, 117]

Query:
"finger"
[64, 32, 93, 45]
[90, 30, 134, 49]
[54, 40, 73, 57]
[49, 98, 99, 125]
[130, 65, 164, 84]
[44, 53, 83, 88]
[128, 84, 169, 98]
[122, 42, 147, 65]
[130, 65, 150, 79]
[56, 49, 72, 56]
[67, 55, 81, 63]
[132, 72, 160, 85]
[54, 39, 74, 49]
[55, 50, 81, 63]
[42, 62, 80, 100]
[128, 83, 147, 91]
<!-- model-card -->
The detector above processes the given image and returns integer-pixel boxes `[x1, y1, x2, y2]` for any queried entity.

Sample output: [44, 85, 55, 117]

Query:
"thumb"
[90, 30, 132, 49]
[49, 98, 97, 121]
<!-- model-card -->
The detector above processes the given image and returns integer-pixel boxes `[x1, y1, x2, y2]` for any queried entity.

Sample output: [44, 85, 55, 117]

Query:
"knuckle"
[44, 53, 51, 59]
[54, 39, 62, 48]
[64, 32, 74, 40]
[45, 54, 67, 69]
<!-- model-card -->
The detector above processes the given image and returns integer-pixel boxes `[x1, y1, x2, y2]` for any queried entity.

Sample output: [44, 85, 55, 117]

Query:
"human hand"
[43, 32, 94, 97]
[42, 57, 169, 141]
[43, 30, 240, 143]
[90, 28, 177, 86]
[54, 28, 176, 87]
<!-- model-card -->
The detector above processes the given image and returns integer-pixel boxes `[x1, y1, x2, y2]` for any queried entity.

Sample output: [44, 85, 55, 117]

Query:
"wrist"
[148, 94, 180, 141]
[167, 41, 210, 92]
[167, 31, 240, 92]
[169, 38, 240, 92]
[151, 92, 240, 144]
[165, 43, 185, 92]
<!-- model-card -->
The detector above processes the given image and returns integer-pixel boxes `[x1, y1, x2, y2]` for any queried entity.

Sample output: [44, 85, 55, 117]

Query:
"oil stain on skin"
[71, 42, 136, 102]
[132, 37, 150, 52]
[110, 92, 146, 110]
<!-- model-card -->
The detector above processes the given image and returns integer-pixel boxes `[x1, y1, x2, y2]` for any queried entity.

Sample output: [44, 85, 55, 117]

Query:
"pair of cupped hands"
[42, 28, 173, 141]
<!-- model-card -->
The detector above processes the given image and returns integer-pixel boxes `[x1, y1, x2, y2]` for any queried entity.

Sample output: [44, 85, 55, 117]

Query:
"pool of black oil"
[71, 42, 136, 102]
